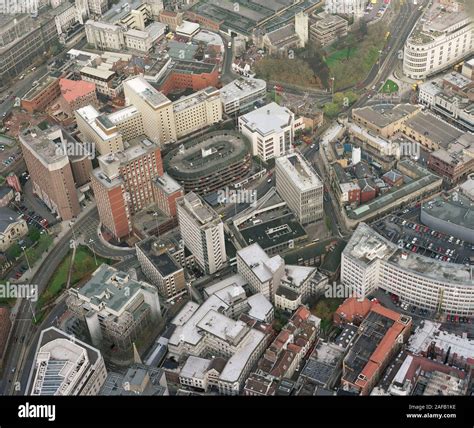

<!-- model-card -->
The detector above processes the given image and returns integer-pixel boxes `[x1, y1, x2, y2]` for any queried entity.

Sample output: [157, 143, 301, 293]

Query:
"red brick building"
[92, 137, 164, 240]
[21, 76, 61, 113]
[153, 173, 183, 218]
[59, 78, 98, 114]
[159, 61, 219, 95]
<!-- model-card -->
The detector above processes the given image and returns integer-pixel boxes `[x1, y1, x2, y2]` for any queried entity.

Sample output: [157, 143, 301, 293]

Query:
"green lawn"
[35, 246, 111, 316]
[25, 233, 53, 265]
[324, 47, 358, 68]
[381, 79, 399, 94]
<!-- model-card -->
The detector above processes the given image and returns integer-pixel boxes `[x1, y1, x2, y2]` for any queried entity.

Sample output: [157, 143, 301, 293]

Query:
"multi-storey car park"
[341, 222, 474, 317]
[164, 130, 251, 195]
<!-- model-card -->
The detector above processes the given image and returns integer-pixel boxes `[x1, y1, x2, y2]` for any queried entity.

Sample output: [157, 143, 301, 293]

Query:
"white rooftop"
[237, 243, 284, 283]
[246, 293, 273, 322]
[180, 356, 211, 380]
[124, 76, 171, 109]
[76, 105, 118, 141]
[408, 320, 474, 361]
[220, 77, 266, 105]
[239, 102, 293, 137]
[176, 20, 200, 36]
[276, 151, 323, 191]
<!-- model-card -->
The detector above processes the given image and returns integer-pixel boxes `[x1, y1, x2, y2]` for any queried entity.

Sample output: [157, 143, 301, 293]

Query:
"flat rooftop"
[346, 223, 474, 287]
[124, 76, 171, 109]
[220, 77, 266, 104]
[137, 237, 182, 277]
[276, 152, 323, 191]
[353, 104, 419, 129]
[239, 212, 307, 250]
[404, 112, 463, 148]
[239, 102, 293, 137]
[173, 87, 218, 113]
[178, 192, 220, 225]
[71, 264, 156, 313]
[153, 173, 182, 195]
[22, 75, 58, 101]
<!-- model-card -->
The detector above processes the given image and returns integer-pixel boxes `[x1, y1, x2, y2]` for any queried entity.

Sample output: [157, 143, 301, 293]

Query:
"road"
[0, 65, 49, 119]
[352, 0, 425, 110]
[0, 207, 134, 395]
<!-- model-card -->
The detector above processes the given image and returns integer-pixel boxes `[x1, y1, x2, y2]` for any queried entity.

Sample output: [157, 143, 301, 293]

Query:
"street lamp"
[69, 220, 76, 241]
[88, 238, 98, 266]
[21, 245, 31, 273]
[330, 77, 335, 103]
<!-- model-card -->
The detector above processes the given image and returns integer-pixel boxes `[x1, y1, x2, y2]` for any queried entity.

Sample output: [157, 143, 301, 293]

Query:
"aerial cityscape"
[0, 0, 473, 417]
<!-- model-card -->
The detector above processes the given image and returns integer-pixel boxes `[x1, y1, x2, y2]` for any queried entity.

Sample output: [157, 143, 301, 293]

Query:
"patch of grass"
[325, 47, 358, 68]
[36, 246, 111, 315]
[25, 233, 53, 265]
[381, 79, 399, 94]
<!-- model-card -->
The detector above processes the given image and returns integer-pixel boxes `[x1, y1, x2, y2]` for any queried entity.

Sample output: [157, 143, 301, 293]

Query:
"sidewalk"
[14, 202, 97, 284]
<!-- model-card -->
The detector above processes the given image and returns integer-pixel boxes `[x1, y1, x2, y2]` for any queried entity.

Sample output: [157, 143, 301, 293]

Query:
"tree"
[359, 19, 368, 37]
[28, 227, 41, 243]
[7, 243, 21, 260]
[323, 102, 341, 118]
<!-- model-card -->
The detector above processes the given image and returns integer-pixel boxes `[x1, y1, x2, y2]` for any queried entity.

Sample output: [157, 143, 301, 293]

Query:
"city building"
[28, 327, 107, 396]
[219, 78, 267, 116]
[299, 341, 345, 389]
[0, 14, 58, 81]
[176, 192, 227, 274]
[0, 207, 28, 252]
[21, 75, 61, 114]
[59, 78, 98, 114]
[352, 104, 420, 139]
[401, 111, 464, 151]
[19, 126, 90, 220]
[236, 243, 284, 304]
[172, 87, 222, 138]
[164, 131, 251, 195]
[309, 12, 348, 47]
[152, 173, 184, 218]
[341, 305, 412, 395]
[275, 151, 324, 225]
[427, 133, 474, 184]
[341, 222, 474, 316]
[101, 364, 168, 395]
[251, 306, 320, 382]
[91, 135, 164, 239]
[168, 296, 268, 394]
[388, 352, 468, 396]
[136, 237, 186, 299]
[403, 0, 473, 79]
[421, 191, 474, 244]
[418, 71, 474, 132]
[66, 265, 161, 351]
[239, 102, 303, 162]
[80, 66, 124, 98]
[178, 356, 225, 392]
[123, 76, 176, 145]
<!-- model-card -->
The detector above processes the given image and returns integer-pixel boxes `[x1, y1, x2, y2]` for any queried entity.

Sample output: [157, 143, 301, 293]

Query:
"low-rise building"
[21, 75, 61, 113]
[341, 305, 412, 395]
[309, 12, 348, 47]
[0, 207, 28, 252]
